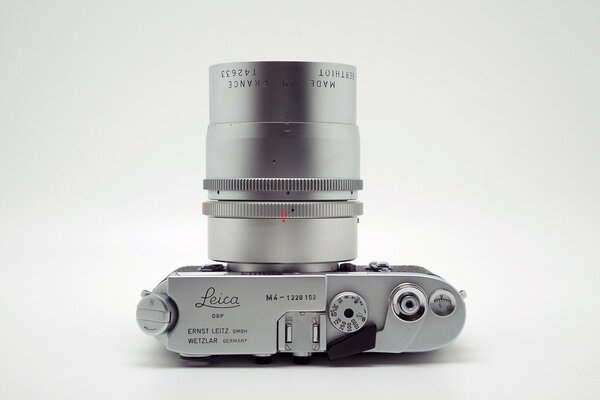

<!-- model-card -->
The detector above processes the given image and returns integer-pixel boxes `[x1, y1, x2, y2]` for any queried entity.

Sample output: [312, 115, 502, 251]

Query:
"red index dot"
[280, 211, 288, 222]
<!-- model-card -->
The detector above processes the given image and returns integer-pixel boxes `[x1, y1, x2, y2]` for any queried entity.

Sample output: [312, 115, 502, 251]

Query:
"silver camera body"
[136, 62, 466, 363]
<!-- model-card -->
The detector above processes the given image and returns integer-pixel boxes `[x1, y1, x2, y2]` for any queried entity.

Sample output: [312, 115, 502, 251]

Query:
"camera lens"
[202, 62, 362, 272]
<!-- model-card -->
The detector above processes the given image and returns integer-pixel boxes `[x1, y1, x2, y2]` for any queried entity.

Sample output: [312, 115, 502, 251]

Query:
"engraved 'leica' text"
[195, 287, 240, 309]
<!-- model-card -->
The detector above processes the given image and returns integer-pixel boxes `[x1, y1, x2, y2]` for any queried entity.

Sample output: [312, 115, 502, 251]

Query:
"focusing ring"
[203, 178, 363, 192]
[203, 201, 363, 219]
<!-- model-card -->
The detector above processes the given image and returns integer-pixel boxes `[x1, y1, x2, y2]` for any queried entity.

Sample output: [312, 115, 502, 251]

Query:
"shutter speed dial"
[328, 292, 368, 333]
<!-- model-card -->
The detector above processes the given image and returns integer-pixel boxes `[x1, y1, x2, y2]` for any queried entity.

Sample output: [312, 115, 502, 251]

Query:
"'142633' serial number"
[221, 68, 256, 78]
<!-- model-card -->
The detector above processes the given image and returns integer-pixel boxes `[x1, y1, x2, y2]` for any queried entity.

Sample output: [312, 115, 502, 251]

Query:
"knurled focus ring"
[202, 201, 363, 218]
[203, 178, 363, 192]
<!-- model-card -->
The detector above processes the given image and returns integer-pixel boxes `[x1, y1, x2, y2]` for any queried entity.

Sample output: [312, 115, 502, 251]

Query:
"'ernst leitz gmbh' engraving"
[136, 61, 466, 364]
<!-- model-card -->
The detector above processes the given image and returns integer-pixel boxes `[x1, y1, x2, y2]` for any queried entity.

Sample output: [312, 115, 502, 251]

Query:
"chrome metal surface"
[277, 312, 327, 353]
[207, 190, 359, 201]
[203, 178, 363, 192]
[136, 293, 176, 336]
[166, 273, 326, 355]
[205, 62, 361, 271]
[228, 263, 338, 273]
[203, 201, 363, 219]
[154, 268, 466, 356]
[208, 217, 358, 264]
[205, 122, 360, 181]
[210, 61, 356, 124]
[137, 61, 467, 362]
[391, 284, 427, 322]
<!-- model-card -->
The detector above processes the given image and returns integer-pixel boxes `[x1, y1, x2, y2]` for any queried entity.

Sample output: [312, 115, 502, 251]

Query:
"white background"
[1, 1, 599, 399]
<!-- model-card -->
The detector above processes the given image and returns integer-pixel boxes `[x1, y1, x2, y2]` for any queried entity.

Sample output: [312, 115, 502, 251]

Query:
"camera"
[136, 61, 466, 364]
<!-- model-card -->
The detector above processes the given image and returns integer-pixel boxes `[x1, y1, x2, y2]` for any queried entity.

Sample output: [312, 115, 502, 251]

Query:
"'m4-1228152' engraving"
[265, 294, 317, 301]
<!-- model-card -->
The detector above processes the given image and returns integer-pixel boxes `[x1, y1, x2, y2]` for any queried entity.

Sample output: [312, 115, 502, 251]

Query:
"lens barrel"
[203, 62, 362, 272]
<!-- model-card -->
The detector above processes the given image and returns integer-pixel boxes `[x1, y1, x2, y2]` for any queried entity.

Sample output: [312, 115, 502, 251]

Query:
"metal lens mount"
[203, 62, 362, 271]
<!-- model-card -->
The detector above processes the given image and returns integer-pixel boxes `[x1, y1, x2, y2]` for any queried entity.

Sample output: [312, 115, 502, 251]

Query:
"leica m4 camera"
[136, 61, 466, 364]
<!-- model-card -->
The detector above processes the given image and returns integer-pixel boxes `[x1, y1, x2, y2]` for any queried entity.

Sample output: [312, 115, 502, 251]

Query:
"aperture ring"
[203, 178, 363, 192]
[203, 201, 363, 219]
